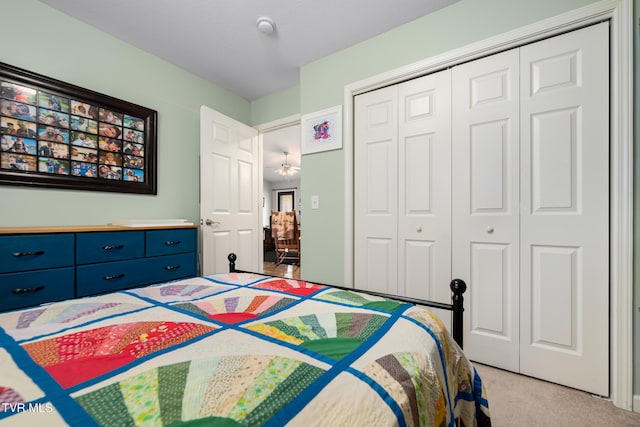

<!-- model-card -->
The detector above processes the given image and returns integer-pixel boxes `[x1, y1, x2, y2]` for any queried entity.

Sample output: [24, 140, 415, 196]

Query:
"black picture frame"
[0, 62, 157, 194]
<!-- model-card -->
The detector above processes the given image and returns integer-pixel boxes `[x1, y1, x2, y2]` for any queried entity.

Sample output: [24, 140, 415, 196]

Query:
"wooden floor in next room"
[263, 260, 300, 280]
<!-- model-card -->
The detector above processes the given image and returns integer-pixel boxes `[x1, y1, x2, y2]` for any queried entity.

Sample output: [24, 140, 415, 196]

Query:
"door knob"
[205, 219, 220, 226]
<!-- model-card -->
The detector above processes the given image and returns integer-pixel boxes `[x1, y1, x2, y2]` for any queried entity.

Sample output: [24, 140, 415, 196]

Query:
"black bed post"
[228, 253, 237, 272]
[450, 278, 467, 349]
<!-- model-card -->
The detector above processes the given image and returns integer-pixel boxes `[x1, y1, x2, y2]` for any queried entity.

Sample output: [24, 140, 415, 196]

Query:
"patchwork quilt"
[0, 273, 491, 427]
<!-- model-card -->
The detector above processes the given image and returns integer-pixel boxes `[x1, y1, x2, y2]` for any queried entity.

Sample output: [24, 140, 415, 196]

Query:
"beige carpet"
[474, 363, 640, 426]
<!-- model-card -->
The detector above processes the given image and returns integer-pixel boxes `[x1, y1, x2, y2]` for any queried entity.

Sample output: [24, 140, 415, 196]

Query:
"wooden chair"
[270, 209, 300, 266]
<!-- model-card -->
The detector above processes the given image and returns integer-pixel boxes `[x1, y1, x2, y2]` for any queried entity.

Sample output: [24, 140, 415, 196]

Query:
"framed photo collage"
[0, 62, 157, 194]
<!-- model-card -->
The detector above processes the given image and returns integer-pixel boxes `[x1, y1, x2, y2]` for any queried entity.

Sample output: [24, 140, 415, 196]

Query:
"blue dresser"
[0, 225, 198, 311]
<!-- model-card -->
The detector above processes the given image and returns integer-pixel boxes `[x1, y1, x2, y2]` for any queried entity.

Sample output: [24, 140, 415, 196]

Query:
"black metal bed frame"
[227, 253, 467, 348]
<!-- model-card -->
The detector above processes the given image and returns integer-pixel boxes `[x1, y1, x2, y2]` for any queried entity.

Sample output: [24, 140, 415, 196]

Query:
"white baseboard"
[633, 394, 640, 413]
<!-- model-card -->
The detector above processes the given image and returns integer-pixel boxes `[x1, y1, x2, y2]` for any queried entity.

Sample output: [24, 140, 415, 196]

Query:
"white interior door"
[200, 105, 261, 275]
[398, 70, 452, 303]
[452, 49, 521, 371]
[519, 22, 609, 396]
[354, 86, 399, 295]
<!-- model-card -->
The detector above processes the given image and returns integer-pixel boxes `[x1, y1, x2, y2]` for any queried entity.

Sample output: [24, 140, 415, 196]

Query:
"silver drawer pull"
[103, 273, 125, 280]
[164, 240, 181, 246]
[12, 286, 45, 294]
[164, 265, 181, 271]
[102, 244, 124, 251]
[12, 251, 45, 257]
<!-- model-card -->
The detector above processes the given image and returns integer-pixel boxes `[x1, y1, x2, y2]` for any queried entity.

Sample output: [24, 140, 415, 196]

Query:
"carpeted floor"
[474, 363, 640, 426]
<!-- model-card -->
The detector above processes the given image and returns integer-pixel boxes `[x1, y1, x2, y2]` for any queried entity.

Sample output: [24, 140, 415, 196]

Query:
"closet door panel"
[452, 49, 520, 371]
[354, 86, 399, 294]
[470, 120, 510, 212]
[530, 108, 579, 210]
[399, 70, 452, 302]
[470, 242, 512, 334]
[519, 22, 609, 396]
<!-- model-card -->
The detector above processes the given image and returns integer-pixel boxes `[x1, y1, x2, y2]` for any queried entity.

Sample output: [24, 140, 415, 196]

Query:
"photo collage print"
[0, 81, 145, 183]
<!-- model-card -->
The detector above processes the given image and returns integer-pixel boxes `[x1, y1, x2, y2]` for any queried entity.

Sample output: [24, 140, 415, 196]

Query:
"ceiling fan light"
[275, 165, 298, 176]
[274, 151, 298, 176]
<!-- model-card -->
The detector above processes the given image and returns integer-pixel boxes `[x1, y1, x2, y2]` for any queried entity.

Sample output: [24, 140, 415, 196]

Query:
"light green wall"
[250, 84, 299, 126]
[0, 0, 250, 227]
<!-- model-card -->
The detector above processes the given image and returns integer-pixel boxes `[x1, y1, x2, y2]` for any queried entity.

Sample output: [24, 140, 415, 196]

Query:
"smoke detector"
[256, 17, 276, 35]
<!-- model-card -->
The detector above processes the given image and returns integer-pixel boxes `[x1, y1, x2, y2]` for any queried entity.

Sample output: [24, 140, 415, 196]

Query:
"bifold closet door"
[452, 49, 521, 372]
[519, 22, 609, 396]
[398, 71, 452, 303]
[354, 70, 452, 302]
[453, 22, 609, 395]
[354, 85, 399, 295]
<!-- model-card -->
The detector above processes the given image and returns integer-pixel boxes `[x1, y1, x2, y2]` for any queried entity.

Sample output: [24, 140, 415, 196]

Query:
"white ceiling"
[37, 0, 458, 101]
[36, 0, 458, 183]
[263, 124, 301, 185]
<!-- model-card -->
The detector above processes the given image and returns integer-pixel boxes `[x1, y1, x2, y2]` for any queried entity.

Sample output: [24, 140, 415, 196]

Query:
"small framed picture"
[301, 105, 342, 154]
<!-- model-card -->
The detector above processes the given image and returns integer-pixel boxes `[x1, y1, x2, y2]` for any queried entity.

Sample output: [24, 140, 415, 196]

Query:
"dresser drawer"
[146, 229, 197, 257]
[76, 252, 196, 296]
[0, 268, 75, 311]
[76, 258, 150, 296]
[143, 253, 197, 283]
[76, 231, 144, 265]
[0, 234, 74, 273]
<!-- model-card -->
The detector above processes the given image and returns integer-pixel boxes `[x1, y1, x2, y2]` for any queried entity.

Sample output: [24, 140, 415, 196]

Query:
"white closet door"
[398, 70, 452, 303]
[452, 49, 521, 371]
[519, 22, 609, 396]
[354, 86, 399, 295]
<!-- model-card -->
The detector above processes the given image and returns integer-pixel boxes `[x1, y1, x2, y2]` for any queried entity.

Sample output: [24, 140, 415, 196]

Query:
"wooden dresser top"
[0, 224, 198, 235]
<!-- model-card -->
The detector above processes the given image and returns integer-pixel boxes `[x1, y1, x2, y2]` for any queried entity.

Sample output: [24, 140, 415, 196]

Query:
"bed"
[0, 253, 491, 427]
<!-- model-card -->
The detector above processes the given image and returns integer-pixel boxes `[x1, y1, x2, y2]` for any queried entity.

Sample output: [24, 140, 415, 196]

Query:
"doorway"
[277, 191, 294, 212]
[261, 122, 301, 279]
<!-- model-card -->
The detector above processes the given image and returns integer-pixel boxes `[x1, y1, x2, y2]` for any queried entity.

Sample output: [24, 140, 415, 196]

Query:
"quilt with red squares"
[0, 273, 490, 427]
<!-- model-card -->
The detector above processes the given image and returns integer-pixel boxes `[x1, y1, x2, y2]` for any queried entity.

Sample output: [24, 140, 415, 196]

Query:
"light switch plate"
[311, 195, 319, 209]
